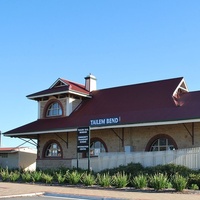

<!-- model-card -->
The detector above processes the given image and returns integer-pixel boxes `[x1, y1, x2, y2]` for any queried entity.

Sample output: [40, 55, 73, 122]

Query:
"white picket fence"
[71, 147, 200, 172]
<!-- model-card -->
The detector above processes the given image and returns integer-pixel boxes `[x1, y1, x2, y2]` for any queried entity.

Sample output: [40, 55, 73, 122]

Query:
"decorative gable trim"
[50, 78, 68, 89]
[173, 78, 188, 96]
[173, 78, 188, 106]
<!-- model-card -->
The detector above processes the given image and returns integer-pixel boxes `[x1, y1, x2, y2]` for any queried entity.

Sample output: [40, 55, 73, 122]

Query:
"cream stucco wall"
[39, 96, 82, 119]
[0, 150, 37, 171]
[0, 153, 18, 169]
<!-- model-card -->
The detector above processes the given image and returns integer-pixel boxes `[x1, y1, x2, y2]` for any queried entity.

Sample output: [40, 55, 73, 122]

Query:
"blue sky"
[1, 0, 200, 147]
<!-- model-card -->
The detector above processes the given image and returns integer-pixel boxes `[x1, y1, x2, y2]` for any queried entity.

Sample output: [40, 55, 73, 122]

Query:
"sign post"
[77, 127, 90, 171]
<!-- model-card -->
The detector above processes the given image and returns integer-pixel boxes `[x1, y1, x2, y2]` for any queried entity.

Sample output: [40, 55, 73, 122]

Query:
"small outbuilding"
[0, 147, 37, 171]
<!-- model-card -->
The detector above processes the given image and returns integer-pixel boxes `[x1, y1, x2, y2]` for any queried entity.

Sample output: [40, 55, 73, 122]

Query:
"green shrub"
[100, 163, 144, 177]
[112, 172, 129, 188]
[148, 173, 170, 191]
[55, 167, 70, 174]
[188, 173, 200, 189]
[66, 170, 82, 185]
[145, 164, 193, 178]
[21, 171, 32, 182]
[42, 173, 53, 184]
[131, 174, 147, 189]
[55, 171, 66, 184]
[41, 168, 55, 176]
[0, 168, 10, 181]
[0, 163, 199, 191]
[97, 173, 112, 187]
[190, 184, 199, 190]
[32, 171, 43, 182]
[9, 171, 21, 182]
[120, 163, 144, 177]
[81, 172, 96, 186]
[171, 173, 187, 192]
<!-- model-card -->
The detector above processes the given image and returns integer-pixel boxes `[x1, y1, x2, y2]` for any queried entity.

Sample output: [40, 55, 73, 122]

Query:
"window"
[46, 102, 62, 117]
[145, 134, 177, 152]
[150, 138, 175, 151]
[0, 153, 8, 158]
[90, 140, 106, 156]
[45, 142, 62, 157]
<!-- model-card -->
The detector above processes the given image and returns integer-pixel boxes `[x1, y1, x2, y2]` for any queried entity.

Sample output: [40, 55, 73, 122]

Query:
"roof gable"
[50, 78, 69, 88]
[173, 78, 188, 97]
[172, 78, 188, 106]
[27, 78, 90, 100]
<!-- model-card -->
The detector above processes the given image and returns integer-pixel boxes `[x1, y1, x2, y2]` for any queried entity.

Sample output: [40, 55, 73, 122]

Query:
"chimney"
[85, 74, 97, 92]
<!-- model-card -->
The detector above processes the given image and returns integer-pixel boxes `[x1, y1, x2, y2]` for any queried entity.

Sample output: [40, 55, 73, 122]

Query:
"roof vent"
[85, 74, 97, 92]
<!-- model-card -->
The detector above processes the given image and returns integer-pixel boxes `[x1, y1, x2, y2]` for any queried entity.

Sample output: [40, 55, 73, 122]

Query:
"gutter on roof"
[0, 150, 18, 153]
[4, 118, 200, 137]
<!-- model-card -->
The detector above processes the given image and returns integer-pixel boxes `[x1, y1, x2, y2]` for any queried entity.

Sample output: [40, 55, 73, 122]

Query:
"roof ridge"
[60, 78, 85, 88]
[92, 77, 184, 92]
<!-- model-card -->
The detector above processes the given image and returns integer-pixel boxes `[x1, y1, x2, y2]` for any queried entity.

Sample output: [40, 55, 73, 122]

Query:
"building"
[3, 75, 200, 170]
[0, 147, 37, 171]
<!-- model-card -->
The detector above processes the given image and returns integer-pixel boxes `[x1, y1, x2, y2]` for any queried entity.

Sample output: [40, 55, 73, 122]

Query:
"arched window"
[90, 138, 107, 156]
[44, 142, 62, 157]
[145, 134, 177, 151]
[46, 102, 63, 117]
[150, 138, 175, 151]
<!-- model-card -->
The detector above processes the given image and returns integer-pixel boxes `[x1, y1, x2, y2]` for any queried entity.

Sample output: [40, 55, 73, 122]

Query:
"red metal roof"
[4, 77, 200, 138]
[27, 78, 89, 99]
[60, 79, 89, 94]
[0, 147, 19, 152]
[0, 148, 15, 151]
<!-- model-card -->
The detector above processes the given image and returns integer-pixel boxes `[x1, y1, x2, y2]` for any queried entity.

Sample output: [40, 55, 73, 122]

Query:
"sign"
[77, 127, 90, 153]
[90, 117, 121, 127]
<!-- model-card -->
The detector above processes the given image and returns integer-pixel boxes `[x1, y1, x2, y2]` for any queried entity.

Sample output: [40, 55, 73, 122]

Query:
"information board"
[77, 127, 90, 153]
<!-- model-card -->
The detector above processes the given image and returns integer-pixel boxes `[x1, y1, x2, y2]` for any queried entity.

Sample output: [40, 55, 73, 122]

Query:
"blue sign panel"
[90, 117, 121, 127]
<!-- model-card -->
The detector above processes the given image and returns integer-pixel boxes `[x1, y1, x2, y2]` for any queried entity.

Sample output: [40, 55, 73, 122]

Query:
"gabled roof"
[4, 77, 200, 138]
[0, 147, 16, 151]
[27, 78, 90, 100]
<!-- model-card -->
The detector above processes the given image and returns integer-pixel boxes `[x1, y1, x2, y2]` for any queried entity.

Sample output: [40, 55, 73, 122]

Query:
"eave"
[5, 118, 200, 137]
[27, 89, 92, 100]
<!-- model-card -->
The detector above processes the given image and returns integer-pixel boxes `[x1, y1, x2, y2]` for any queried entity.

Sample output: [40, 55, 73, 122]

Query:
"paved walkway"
[0, 182, 200, 200]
